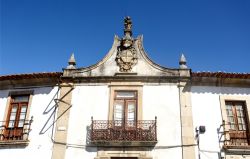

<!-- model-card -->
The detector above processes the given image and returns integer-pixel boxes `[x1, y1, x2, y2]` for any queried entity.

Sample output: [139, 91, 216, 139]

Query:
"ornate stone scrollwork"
[116, 46, 137, 72]
[116, 16, 138, 72]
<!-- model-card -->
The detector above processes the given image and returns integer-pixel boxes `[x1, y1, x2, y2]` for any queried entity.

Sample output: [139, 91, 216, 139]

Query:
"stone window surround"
[219, 95, 250, 147]
[220, 95, 250, 129]
[3, 90, 34, 124]
[108, 82, 143, 121]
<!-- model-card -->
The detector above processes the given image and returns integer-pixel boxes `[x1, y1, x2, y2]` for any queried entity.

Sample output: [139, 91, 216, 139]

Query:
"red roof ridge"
[0, 72, 62, 80]
[192, 71, 250, 79]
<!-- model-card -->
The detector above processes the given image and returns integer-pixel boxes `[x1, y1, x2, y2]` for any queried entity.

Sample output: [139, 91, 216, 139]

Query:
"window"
[226, 101, 247, 131]
[1, 95, 31, 141]
[225, 101, 249, 146]
[108, 83, 143, 121]
[113, 91, 137, 128]
[8, 96, 29, 128]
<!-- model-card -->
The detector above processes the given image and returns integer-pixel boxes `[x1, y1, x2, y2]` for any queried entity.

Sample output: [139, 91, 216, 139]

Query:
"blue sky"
[1, 0, 250, 75]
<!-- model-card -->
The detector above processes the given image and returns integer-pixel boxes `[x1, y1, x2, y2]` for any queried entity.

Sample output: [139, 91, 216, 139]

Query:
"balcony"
[224, 130, 249, 149]
[222, 122, 250, 149]
[0, 117, 33, 147]
[90, 117, 157, 147]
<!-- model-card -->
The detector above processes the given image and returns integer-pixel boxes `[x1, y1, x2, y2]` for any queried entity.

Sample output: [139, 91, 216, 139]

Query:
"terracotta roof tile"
[192, 72, 250, 79]
[0, 72, 62, 80]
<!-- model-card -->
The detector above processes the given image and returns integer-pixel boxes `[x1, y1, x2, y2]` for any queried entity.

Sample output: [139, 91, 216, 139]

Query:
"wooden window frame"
[6, 95, 29, 128]
[108, 83, 143, 121]
[113, 91, 138, 129]
[4, 95, 30, 140]
[225, 101, 248, 131]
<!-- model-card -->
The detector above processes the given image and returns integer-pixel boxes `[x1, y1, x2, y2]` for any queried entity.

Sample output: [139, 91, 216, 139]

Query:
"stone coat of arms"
[116, 17, 138, 72]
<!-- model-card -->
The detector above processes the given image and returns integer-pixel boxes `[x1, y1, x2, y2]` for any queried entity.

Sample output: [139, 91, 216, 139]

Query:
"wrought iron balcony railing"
[221, 122, 250, 149]
[0, 117, 33, 142]
[90, 117, 157, 146]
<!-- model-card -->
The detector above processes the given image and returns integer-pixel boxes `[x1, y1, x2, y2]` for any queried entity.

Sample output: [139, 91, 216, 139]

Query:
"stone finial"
[179, 53, 188, 69]
[122, 16, 133, 48]
[67, 53, 76, 69]
[124, 16, 132, 37]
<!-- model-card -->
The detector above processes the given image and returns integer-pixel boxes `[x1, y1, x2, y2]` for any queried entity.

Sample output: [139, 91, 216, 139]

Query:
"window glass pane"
[243, 124, 246, 130]
[13, 96, 29, 102]
[241, 118, 245, 125]
[114, 105, 123, 126]
[239, 125, 243, 130]
[9, 113, 16, 120]
[21, 106, 27, 113]
[18, 120, 24, 127]
[127, 102, 135, 127]
[236, 109, 240, 115]
[230, 124, 236, 130]
[239, 124, 246, 131]
[238, 117, 246, 130]
[8, 106, 18, 128]
[226, 104, 232, 117]
[116, 91, 135, 98]
[237, 108, 244, 118]
[127, 103, 135, 121]
[114, 102, 123, 121]
[19, 113, 26, 120]
[11, 105, 18, 112]
[228, 116, 236, 130]
[227, 109, 233, 116]
[229, 117, 234, 122]
[18, 106, 27, 127]
[8, 121, 15, 128]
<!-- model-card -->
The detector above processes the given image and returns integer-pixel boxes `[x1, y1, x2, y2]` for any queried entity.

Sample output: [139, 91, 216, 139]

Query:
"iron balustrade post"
[155, 116, 157, 141]
[136, 120, 138, 141]
[10, 127, 13, 140]
[91, 116, 93, 141]
[27, 116, 33, 140]
[21, 121, 24, 140]
[222, 120, 226, 146]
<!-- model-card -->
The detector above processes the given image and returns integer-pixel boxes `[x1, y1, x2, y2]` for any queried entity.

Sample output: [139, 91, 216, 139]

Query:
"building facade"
[191, 72, 250, 159]
[0, 17, 249, 159]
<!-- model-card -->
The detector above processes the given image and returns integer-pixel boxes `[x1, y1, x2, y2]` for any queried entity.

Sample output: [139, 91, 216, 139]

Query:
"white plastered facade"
[0, 86, 59, 159]
[191, 86, 250, 159]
